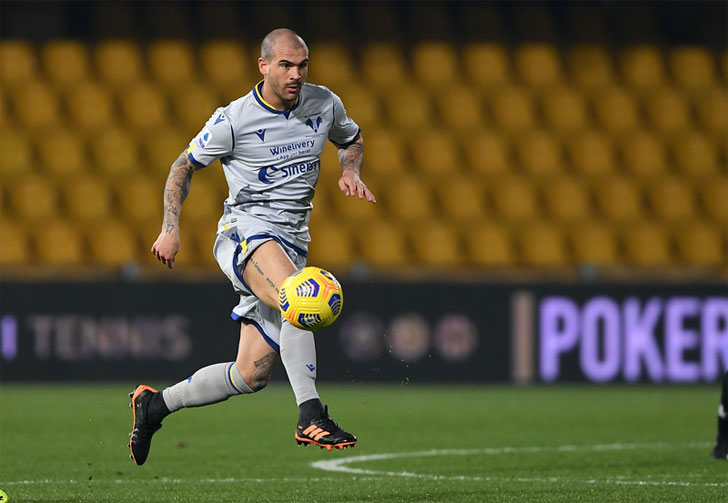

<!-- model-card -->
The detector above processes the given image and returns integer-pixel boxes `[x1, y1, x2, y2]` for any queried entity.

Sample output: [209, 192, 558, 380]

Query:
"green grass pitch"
[1, 383, 725, 502]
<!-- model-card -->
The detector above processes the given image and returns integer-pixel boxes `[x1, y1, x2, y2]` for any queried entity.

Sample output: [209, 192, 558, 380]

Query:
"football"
[278, 267, 344, 330]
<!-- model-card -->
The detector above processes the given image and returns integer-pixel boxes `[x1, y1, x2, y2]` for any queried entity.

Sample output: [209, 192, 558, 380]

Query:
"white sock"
[279, 319, 320, 406]
[162, 362, 253, 412]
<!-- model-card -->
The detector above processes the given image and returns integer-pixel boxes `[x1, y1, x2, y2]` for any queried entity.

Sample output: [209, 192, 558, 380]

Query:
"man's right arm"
[151, 152, 197, 269]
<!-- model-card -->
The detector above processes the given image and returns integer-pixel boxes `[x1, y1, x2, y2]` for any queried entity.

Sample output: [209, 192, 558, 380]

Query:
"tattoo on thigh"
[253, 352, 277, 381]
[249, 257, 280, 293]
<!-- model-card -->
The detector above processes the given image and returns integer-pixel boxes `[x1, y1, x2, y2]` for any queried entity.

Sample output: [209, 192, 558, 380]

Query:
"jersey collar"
[253, 81, 301, 118]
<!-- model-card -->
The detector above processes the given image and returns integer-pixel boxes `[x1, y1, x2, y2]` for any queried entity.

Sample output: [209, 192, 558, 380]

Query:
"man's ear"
[258, 57, 268, 77]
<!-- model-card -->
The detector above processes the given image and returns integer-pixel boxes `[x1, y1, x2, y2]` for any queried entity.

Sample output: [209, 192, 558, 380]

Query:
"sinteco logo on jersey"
[258, 160, 320, 184]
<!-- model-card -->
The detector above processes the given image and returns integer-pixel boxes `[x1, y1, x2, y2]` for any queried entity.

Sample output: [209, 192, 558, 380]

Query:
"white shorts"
[213, 213, 308, 352]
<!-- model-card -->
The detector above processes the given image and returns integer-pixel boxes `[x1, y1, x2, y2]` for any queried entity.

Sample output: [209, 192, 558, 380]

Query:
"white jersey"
[186, 81, 360, 250]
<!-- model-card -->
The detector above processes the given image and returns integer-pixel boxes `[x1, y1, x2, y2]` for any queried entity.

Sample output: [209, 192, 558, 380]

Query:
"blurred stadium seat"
[34, 219, 85, 266]
[619, 130, 669, 180]
[86, 219, 138, 267]
[11, 80, 63, 130]
[360, 43, 407, 89]
[0, 220, 31, 266]
[464, 222, 514, 267]
[701, 177, 728, 225]
[307, 218, 356, 270]
[517, 221, 569, 267]
[669, 47, 717, 92]
[8, 175, 60, 222]
[674, 221, 725, 267]
[169, 83, 219, 129]
[514, 44, 563, 88]
[622, 221, 672, 267]
[410, 128, 462, 179]
[62, 175, 114, 223]
[41, 40, 91, 88]
[357, 218, 410, 268]
[594, 176, 644, 223]
[382, 84, 435, 131]
[620, 45, 666, 91]
[0, 40, 38, 89]
[436, 175, 487, 226]
[514, 130, 563, 179]
[95, 40, 144, 88]
[488, 85, 537, 133]
[119, 83, 170, 132]
[462, 42, 510, 88]
[199, 40, 253, 97]
[696, 87, 728, 138]
[490, 176, 539, 222]
[147, 40, 196, 89]
[385, 174, 435, 222]
[435, 84, 485, 133]
[308, 42, 357, 89]
[36, 128, 87, 179]
[412, 42, 458, 89]
[361, 128, 408, 180]
[671, 131, 720, 180]
[567, 45, 615, 91]
[409, 219, 462, 268]
[65, 82, 115, 132]
[116, 175, 162, 224]
[0, 129, 34, 179]
[335, 84, 382, 131]
[463, 129, 511, 179]
[540, 85, 589, 134]
[90, 128, 142, 178]
[592, 87, 641, 133]
[543, 176, 592, 223]
[646, 176, 697, 224]
[644, 87, 692, 136]
[566, 131, 616, 179]
[568, 222, 619, 266]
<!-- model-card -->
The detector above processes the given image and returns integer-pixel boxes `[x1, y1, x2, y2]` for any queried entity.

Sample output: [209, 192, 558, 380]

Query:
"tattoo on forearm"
[162, 154, 195, 233]
[249, 258, 279, 293]
[338, 141, 364, 174]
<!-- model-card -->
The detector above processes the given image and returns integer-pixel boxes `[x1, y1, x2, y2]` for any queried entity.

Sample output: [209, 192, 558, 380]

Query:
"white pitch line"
[311, 441, 728, 488]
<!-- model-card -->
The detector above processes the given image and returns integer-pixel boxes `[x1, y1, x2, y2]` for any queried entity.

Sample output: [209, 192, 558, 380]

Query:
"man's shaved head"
[260, 28, 308, 61]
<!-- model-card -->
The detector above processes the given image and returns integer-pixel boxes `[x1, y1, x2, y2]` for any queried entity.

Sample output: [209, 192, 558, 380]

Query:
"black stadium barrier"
[1, 280, 726, 384]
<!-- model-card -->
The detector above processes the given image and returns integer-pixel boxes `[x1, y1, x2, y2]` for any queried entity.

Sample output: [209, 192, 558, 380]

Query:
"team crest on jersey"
[255, 129, 266, 142]
[306, 116, 323, 133]
[198, 126, 212, 148]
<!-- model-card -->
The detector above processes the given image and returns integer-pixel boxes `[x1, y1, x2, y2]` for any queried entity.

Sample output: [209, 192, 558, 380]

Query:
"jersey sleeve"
[185, 107, 234, 168]
[327, 92, 361, 146]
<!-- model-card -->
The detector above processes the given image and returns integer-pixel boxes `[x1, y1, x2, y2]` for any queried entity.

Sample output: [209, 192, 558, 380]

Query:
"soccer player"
[709, 371, 728, 460]
[129, 28, 376, 465]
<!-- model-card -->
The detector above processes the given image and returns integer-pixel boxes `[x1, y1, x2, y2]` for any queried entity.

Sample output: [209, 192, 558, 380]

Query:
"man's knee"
[236, 352, 278, 392]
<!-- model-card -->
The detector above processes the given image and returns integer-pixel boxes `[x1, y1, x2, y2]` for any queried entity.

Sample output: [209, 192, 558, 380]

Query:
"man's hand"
[151, 230, 181, 269]
[338, 170, 376, 203]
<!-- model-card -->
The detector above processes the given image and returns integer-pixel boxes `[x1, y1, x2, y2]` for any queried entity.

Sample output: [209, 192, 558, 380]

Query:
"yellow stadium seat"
[36, 129, 87, 178]
[592, 87, 640, 133]
[328, 185, 383, 222]
[514, 44, 563, 88]
[671, 132, 720, 180]
[307, 218, 356, 271]
[434, 84, 485, 133]
[357, 218, 410, 268]
[568, 222, 619, 266]
[147, 40, 195, 89]
[646, 176, 696, 223]
[541, 86, 588, 134]
[199, 40, 251, 93]
[644, 87, 692, 135]
[670, 47, 717, 92]
[360, 128, 407, 180]
[464, 222, 514, 267]
[0, 220, 31, 266]
[140, 126, 189, 176]
[696, 88, 728, 138]
[543, 176, 592, 223]
[382, 85, 435, 131]
[385, 174, 434, 222]
[361, 43, 407, 89]
[462, 43, 510, 88]
[335, 84, 382, 131]
[491, 176, 539, 222]
[34, 219, 85, 266]
[567, 45, 615, 91]
[0, 40, 38, 89]
[594, 176, 643, 223]
[566, 131, 616, 178]
[170, 83, 219, 129]
[701, 177, 728, 225]
[514, 130, 563, 178]
[489, 86, 537, 133]
[517, 221, 568, 267]
[90, 128, 142, 177]
[620, 45, 666, 91]
[0, 129, 33, 179]
[119, 83, 170, 133]
[183, 174, 224, 225]
[41, 40, 91, 88]
[11, 80, 62, 130]
[462, 129, 510, 179]
[410, 129, 461, 179]
[619, 130, 669, 179]
[412, 42, 458, 89]
[86, 219, 138, 267]
[62, 175, 114, 222]
[409, 219, 462, 268]
[116, 175, 162, 223]
[65, 82, 115, 132]
[623, 221, 672, 267]
[308, 43, 356, 89]
[674, 221, 725, 267]
[95, 40, 144, 87]
[7, 175, 59, 221]
[436, 175, 487, 226]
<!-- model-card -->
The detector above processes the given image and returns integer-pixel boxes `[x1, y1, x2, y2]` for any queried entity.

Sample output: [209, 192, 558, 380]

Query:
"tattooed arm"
[151, 152, 198, 269]
[334, 134, 376, 203]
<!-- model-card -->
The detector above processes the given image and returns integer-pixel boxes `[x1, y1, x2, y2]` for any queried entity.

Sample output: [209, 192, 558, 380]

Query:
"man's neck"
[260, 81, 296, 111]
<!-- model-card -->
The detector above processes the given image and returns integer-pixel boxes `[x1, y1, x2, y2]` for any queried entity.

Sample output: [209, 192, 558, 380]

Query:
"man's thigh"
[242, 240, 297, 309]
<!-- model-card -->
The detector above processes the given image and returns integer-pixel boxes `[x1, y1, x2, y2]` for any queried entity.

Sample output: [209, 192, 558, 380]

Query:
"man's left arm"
[335, 134, 376, 203]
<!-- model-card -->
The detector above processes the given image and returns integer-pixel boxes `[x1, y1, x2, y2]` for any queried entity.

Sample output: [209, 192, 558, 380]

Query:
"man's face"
[259, 43, 309, 107]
